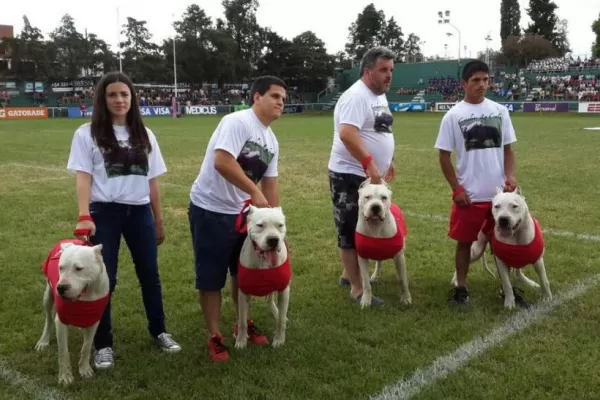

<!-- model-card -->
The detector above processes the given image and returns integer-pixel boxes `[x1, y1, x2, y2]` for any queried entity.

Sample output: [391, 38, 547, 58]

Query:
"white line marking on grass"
[403, 210, 600, 242]
[370, 273, 600, 400]
[5, 163, 600, 242]
[0, 357, 70, 400]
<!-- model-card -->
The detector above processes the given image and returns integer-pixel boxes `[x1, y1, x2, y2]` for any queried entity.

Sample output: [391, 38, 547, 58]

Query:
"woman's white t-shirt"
[434, 98, 517, 202]
[67, 123, 167, 205]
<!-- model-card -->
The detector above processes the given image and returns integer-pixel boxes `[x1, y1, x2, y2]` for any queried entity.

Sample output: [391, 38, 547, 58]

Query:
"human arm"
[502, 110, 518, 191]
[435, 114, 470, 206]
[67, 127, 96, 238]
[260, 177, 279, 207]
[337, 96, 381, 182]
[149, 178, 165, 245]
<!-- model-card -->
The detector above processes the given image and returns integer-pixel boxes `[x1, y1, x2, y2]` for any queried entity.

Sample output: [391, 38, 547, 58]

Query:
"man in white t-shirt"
[327, 46, 396, 306]
[434, 60, 521, 306]
[188, 76, 286, 362]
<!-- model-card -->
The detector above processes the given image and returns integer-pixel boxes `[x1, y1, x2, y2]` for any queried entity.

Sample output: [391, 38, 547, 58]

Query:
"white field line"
[370, 273, 600, 400]
[3, 162, 600, 243]
[402, 210, 600, 242]
[0, 357, 70, 400]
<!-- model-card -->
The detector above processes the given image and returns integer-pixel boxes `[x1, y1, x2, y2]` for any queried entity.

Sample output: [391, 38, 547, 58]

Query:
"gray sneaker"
[155, 333, 181, 352]
[94, 347, 114, 369]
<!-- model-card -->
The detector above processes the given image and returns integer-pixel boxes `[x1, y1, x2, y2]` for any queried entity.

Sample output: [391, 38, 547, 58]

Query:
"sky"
[2, 0, 598, 61]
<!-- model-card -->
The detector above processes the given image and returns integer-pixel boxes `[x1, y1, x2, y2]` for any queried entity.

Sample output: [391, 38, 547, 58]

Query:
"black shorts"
[328, 170, 366, 249]
[188, 202, 246, 291]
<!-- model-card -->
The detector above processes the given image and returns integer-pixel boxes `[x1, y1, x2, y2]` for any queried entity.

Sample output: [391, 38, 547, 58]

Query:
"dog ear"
[495, 186, 504, 195]
[358, 177, 371, 189]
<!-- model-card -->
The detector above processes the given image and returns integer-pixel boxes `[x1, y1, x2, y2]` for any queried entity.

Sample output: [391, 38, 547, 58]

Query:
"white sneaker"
[94, 347, 114, 369]
[155, 333, 181, 352]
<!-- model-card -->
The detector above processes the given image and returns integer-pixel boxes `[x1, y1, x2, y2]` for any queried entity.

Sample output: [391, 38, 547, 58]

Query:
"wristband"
[452, 186, 464, 199]
[361, 154, 373, 171]
[78, 215, 94, 223]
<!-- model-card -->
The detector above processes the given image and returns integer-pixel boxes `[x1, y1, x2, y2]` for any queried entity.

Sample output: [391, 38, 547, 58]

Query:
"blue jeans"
[89, 202, 167, 350]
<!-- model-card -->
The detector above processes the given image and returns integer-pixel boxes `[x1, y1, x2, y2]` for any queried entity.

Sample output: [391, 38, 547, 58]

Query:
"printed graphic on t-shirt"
[103, 139, 149, 178]
[458, 114, 502, 151]
[236, 140, 274, 183]
[372, 105, 393, 133]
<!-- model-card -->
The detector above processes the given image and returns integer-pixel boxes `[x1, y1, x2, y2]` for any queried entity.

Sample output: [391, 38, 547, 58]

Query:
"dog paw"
[35, 340, 49, 351]
[58, 370, 74, 385]
[234, 339, 247, 349]
[79, 364, 94, 378]
[360, 294, 372, 309]
[369, 275, 379, 283]
[272, 335, 285, 348]
[400, 293, 412, 305]
[504, 298, 516, 309]
[542, 292, 553, 302]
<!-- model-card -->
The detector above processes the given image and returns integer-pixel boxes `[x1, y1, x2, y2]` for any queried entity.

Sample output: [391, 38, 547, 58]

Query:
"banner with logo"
[434, 102, 457, 112]
[499, 103, 522, 112]
[184, 105, 225, 115]
[282, 104, 304, 114]
[68, 105, 176, 118]
[0, 107, 48, 120]
[67, 107, 93, 118]
[578, 102, 600, 113]
[523, 102, 569, 112]
[390, 103, 426, 112]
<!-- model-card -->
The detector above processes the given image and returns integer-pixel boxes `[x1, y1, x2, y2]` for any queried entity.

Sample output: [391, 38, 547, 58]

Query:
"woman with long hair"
[66, 71, 181, 369]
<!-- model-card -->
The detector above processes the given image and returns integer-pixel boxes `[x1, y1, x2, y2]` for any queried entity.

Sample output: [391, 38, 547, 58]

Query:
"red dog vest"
[238, 252, 292, 297]
[491, 218, 544, 269]
[42, 240, 109, 328]
[355, 203, 408, 261]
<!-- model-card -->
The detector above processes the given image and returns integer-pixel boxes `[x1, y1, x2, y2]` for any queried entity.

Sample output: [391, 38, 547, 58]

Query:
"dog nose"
[266, 237, 279, 248]
[371, 204, 382, 214]
[498, 217, 510, 227]
[57, 284, 70, 295]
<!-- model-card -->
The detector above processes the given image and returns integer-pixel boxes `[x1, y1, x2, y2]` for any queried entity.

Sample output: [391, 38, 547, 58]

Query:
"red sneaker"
[234, 319, 269, 345]
[207, 333, 229, 362]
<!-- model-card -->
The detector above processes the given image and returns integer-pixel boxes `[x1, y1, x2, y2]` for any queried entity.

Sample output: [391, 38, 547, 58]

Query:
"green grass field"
[1, 112, 600, 400]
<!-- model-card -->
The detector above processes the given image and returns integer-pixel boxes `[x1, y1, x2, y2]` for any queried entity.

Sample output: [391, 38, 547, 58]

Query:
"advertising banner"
[390, 103, 426, 112]
[0, 107, 48, 120]
[434, 102, 457, 112]
[184, 105, 222, 115]
[578, 102, 600, 113]
[68, 106, 175, 118]
[282, 104, 304, 114]
[523, 102, 569, 112]
[68, 107, 93, 118]
[499, 103, 522, 112]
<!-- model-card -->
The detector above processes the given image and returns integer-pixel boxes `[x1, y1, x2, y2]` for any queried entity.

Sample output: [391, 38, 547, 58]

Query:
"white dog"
[35, 240, 109, 385]
[235, 205, 291, 349]
[452, 188, 552, 308]
[354, 179, 412, 309]
[488, 187, 552, 308]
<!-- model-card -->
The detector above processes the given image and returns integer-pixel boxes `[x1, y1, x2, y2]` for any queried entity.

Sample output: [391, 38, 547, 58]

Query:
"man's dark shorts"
[328, 170, 366, 249]
[188, 202, 247, 291]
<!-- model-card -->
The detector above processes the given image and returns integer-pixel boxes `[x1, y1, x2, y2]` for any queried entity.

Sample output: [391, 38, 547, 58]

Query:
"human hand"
[250, 189, 270, 208]
[504, 176, 518, 192]
[74, 216, 96, 241]
[452, 186, 471, 207]
[155, 219, 165, 246]
[365, 161, 382, 184]
[384, 162, 395, 183]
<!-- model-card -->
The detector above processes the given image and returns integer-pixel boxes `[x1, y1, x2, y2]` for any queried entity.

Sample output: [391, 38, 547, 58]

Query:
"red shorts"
[448, 202, 494, 243]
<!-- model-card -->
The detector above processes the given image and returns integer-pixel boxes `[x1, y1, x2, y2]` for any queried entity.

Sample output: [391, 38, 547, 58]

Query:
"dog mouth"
[252, 241, 280, 267]
[496, 219, 521, 237]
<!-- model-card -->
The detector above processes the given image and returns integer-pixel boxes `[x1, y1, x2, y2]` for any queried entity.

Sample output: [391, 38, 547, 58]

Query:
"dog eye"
[511, 204, 518, 209]
[278, 223, 284, 228]
[256, 223, 263, 228]
[365, 195, 371, 200]
[494, 204, 500, 209]
[75, 266, 83, 272]
[381, 196, 388, 201]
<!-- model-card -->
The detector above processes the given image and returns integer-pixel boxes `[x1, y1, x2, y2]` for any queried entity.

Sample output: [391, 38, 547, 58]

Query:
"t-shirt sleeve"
[434, 113, 455, 152]
[147, 129, 167, 180]
[263, 137, 279, 178]
[213, 116, 251, 158]
[66, 125, 94, 174]
[501, 107, 517, 145]
[337, 93, 367, 130]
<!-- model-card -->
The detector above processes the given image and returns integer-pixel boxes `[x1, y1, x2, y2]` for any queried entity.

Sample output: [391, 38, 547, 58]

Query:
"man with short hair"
[188, 75, 287, 362]
[327, 46, 397, 306]
[434, 60, 521, 306]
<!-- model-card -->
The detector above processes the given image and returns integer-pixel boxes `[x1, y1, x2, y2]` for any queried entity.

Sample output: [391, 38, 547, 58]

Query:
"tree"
[120, 17, 163, 81]
[525, 0, 568, 55]
[255, 29, 292, 78]
[500, 33, 555, 67]
[285, 31, 334, 92]
[404, 33, 422, 62]
[49, 14, 85, 80]
[379, 17, 405, 61]
[344, 3, 388, 61]
[500, 0, 521, 41]
[591, 13, 600, 58]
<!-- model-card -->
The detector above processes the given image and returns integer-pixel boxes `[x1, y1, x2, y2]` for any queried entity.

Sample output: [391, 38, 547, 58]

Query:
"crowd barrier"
[2, 101, 600, 120]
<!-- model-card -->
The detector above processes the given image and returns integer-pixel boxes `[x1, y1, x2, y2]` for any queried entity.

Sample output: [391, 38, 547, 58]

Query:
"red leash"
[235, 200, 252, 234]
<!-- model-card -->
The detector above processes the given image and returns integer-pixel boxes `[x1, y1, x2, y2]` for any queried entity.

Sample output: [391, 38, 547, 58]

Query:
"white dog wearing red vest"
[235, 205, 291, 349]
[355, 179, 412, 309]
[488, 187, 552, 309]
[35, 239, 109, 385]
